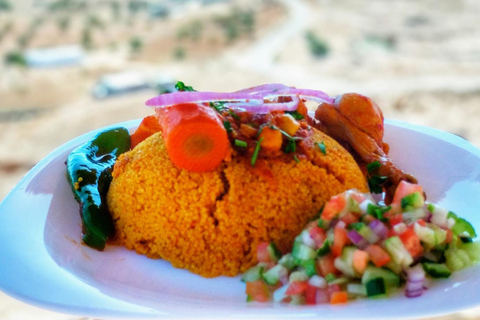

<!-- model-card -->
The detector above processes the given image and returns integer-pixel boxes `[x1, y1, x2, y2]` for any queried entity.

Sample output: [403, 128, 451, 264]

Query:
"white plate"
[1, 119, 480, 320]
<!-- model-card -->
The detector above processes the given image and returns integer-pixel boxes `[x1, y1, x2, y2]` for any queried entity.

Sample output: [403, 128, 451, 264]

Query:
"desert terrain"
[1, 0, 480, 319]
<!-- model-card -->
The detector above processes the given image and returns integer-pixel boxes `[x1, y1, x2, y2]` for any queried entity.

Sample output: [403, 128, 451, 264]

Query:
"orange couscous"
[106, 127, 368, 278]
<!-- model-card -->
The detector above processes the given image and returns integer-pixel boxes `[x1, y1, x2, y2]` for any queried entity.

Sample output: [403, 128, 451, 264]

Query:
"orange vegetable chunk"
[130, 115, 162, 148]
[158, 103, 229, 172]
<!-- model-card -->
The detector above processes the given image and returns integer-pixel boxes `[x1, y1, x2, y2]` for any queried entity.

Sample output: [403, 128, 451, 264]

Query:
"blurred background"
[1, 0, 480, 319]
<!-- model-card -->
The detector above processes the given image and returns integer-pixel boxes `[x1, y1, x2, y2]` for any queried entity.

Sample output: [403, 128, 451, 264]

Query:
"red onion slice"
[145, 91, 265, 107]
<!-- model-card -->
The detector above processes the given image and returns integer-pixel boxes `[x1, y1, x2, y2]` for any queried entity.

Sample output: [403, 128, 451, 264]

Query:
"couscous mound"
[107, 128, 368, 277]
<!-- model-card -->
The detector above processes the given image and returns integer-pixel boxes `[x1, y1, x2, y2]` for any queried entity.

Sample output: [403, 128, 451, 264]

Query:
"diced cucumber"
[384, 236, 413, 268]
[242, 263, 267, 282]
[329, 277, 349, 285]
[365, 277, 386, 297]
[298, 258, 317, 277]
[362, 265, 400, 289]
[289, 270, 309, 283]
[422, 262, 451, 278]
[347, 196, 362, 214]
[292, 241, 316, 261]
[357, 224, 379, 244]
[334, 246, 357, 278]
[414, 222, 436, 248]
[460, 241, 480, 263]
[317, 239, 331, 256]
[401, 192, 424, 211]
[452, 217, 477, 238]
[262, 264, 288, 285]
[347, 283, 367, 296]
[445, 247, 472, 271]
[402, 208, 427, 224]
[267, 242, 282, 262]
[290, 294, 306, 305]
[278, 253, 296, 270]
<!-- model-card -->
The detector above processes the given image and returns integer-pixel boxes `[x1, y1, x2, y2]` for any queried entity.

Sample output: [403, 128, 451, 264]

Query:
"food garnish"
[243, 182, 480, 304]
[66, 127, 130, 250]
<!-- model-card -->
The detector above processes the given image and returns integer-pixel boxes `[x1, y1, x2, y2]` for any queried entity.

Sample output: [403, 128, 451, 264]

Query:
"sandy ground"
[1, 0, 480, 319]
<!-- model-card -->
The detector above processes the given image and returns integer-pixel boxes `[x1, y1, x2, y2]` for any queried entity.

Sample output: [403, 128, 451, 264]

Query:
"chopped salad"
[243, 181, 480, 305]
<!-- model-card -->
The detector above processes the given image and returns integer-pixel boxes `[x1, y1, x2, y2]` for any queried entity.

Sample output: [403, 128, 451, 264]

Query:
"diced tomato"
[330, 291, 348, 304]
[392, 181, 423, 205]
[399, 227, 423, 258]
[365, 244, 391, 267]
[353, 249, 369, 275]
[316, 254, 338, 277]
[444, 228, 453, 244]
[340, 212, 359, 225]
[246, 280, 270, 302]
[256, 242, 271, 263]
[305, 284, 318, 305]
[321, 194, 347, 220]
[309, 226, 326, 248]
[350, 191, 367, 205]
[388, 214, 403, 227]
[416, 219, 427, 227]
[285, 281, 308, 295]
[331, 225, 350, 257]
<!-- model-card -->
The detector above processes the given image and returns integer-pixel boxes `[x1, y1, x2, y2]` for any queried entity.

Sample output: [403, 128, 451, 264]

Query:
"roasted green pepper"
[66, 127, 130, 250]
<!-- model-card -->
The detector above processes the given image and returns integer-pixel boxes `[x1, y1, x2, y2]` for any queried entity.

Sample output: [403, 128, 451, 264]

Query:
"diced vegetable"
[243, 187, 480, 305]
[422, 262, 451, 278]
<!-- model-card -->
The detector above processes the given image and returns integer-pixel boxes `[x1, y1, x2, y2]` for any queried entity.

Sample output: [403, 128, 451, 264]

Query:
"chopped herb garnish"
[251, 137, 263, 166]
[223, 120, 233, 133]
[349, 222, 365, 231]
[235, 139, 248, 148]
[284, 139, 296, 154]
[228, 109, 241, 121]
[316, 141, 327, 155]
[293, 154, 300, 163]
[175, 81, 195, 92]
[367, 161, 381, 173]
[317, 218, 327, 229]
[368, 175, 388, 194]
[210, 101, 227, 113]
[366, 203, 391, 221]
[285, 110, 305, 120]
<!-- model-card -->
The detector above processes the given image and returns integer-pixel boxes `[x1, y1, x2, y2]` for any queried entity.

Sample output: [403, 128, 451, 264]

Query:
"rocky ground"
[1, 0, 480, 318]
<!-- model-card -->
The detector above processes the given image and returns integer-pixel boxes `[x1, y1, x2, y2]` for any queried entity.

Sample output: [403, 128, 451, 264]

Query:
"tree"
[129, 36, 143, 54]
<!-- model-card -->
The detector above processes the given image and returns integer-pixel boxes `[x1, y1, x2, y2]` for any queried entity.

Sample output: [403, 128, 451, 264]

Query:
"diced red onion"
[347, 229, 368, 249]
[145, 83, 334, 114]
[369, 219, 388, 239]
[405, 264, 425, 298]
[315, 289, 330, 304]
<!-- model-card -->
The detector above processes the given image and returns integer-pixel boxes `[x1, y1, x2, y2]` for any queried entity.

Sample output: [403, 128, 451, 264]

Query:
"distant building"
[25, 45, 84, 68]
[92, 70, 176, 99]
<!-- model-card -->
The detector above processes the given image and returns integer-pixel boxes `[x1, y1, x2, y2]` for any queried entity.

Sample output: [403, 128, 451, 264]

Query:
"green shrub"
[305, 31, 329, 58]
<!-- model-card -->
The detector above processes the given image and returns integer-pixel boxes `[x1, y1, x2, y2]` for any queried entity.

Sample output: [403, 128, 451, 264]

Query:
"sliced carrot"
[158, 103, 229, 172]
[330, 291, 348, 304]
[130, 115, 162, 148]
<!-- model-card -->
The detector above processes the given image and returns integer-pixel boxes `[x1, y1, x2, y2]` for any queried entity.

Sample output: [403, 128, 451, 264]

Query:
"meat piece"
[314, 93, 417, 203]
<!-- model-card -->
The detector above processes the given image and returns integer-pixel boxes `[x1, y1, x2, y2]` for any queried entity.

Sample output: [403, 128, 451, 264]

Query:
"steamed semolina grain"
[107, 129, 368, 278]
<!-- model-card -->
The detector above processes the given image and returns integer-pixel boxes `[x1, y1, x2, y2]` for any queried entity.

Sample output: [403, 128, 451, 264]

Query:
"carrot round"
[157, 103, 229, 172]
[130, 115, 162, 149]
